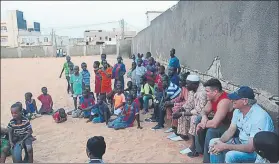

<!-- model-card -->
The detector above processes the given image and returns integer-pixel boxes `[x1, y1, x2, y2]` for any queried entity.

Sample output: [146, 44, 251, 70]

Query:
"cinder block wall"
[132, 1, 279, 132]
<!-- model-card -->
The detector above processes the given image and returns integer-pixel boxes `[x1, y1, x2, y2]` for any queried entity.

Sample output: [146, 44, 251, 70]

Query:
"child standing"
[8, 103, 34, 163]
[127, 62, 137, 85]
[70, 66, 83, 114]
[25, 92, 40, 119]
[52, 108, 67, 123]
[59, 55, 74, 94]
[81, 62, 91, 91]
[113, 88, 126, 116]
[99, 60, 112, 100]
[93, 61, 102, 97]
[86, 136, 106, 163]
[112, 56, 126, 90]
[37, 87, 53, 115]
[135, 58, 147, 88]
[78, 87, 95, 118]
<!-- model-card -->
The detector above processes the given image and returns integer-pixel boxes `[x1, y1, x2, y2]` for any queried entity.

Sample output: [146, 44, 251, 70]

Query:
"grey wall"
[1, 45, 117, 58]
[1, 46, 55, 58]
[103, 45, 117, 55]
[132, 1, 279, 131]
[119, 40, 132, 58]
[86, 45, 100, 56]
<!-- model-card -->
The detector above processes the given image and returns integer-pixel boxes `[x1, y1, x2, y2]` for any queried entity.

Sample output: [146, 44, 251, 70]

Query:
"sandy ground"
[1, 55, 202, 163]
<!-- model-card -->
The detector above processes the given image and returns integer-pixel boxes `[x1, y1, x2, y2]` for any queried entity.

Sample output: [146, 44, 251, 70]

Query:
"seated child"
[1, 126, 11, 163]
[113, 88, 126, 116]
[15, 102, 28, 119]
[25, 92, 40, 119]
[86, 136, 106, 163]
[53, 108, 67, 123]
[37, 87, 53, 115]
[86, 95, 111, 125]
[124, 81, 133, 97]
[106, 80, 122, 109]
[8, 103, 34, 163]
[108, 94, 142, 130]
[78, 87, 95, 118]
[139, 76, 155, 114]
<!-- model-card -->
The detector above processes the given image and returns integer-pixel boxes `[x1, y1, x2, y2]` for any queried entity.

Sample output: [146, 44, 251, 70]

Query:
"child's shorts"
[72, 94, 81, 98]
[114, 108, 122, 115]
[92, 117, 104, 123]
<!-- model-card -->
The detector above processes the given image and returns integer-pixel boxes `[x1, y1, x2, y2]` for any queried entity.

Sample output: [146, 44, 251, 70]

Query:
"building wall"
[132, 1, 279, 131]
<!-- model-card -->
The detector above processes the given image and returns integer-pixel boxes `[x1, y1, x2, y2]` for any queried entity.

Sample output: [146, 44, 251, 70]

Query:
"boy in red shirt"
[37, 87, 53, 115]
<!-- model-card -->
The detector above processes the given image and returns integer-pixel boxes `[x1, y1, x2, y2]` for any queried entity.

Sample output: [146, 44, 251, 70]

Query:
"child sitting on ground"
[113, 88, 126, 116]
[78, 87, 95, 118]
[86, 136, 106, 163]
[124, 81, 133, 97]
[37, 87, 53, 115]
[1, 125, 11, 163]
[106, 80, 122, 109]
[86, 95, 111, 125]
[8, 103, 34, 163]
[108, 94, 142, 130]
[25, 92, 40, 119]
[52, 108, 67, 123]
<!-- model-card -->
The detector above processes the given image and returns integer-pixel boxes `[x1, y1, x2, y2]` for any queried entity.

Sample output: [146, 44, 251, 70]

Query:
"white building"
[1, 10, 42, 47]
[84, 28, 136, 45]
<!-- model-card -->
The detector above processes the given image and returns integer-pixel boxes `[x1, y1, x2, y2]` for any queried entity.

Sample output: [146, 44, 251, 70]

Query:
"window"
[21, 38, 27, 44]
[1, 37, 8, 42]
[105, 36, 108, 41]
[1, 26, 7, 32]
[44, 37, 48, 42]
[89, 37, 92, 42]
[99, 37, 102, 40]
[109, 38, 111, 41]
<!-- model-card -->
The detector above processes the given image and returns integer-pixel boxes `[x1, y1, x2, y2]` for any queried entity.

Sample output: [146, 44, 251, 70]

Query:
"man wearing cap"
[171, 74, 207, 154]
[208, 86, 274, 163]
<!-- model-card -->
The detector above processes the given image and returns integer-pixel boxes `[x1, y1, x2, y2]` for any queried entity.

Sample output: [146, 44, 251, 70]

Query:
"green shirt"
[141, 83, 155, 98]
[70, 73, 83, 95]
[63, 61, 74, 76]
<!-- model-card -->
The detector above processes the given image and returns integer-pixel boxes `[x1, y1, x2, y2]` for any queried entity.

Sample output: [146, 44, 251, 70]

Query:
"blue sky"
[1, 1, 178, 37]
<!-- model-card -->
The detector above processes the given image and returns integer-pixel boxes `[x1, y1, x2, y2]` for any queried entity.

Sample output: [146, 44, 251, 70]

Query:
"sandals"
[187, 151, 199, 158]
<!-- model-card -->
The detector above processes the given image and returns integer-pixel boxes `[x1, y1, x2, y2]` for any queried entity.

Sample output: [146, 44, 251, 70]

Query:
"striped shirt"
[166, 82, 181, 99]
[81, 70, 91, 86]
[7, 117, 32, 139]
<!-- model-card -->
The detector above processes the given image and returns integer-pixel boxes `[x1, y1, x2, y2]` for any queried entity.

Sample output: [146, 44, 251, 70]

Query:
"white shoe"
[164, 128, 174, 133]
[180, 148, 192, 154]
[167, 133, 178, 139]
[170, 136, 184, 141]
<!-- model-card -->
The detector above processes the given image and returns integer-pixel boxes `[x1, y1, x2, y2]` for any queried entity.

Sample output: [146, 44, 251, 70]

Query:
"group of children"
[0, 87, 56, 163]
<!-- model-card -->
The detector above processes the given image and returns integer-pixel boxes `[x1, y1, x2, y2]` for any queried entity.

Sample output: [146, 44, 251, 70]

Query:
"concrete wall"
[132, 1, 279, 131]
[119, 40, 132, 58]
[1, 46, 55, 58]
[103, 45, 117, 55]
[86, 45, 100, 56]
[1, 45, 117, 58]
